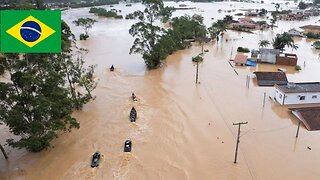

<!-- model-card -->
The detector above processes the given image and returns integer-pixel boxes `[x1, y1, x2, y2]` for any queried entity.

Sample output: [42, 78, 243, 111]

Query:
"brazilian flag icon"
[1, 10, 61, 53]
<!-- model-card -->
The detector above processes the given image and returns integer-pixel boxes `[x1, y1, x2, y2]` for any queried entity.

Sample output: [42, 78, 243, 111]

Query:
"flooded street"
[1, 1, 320, 179]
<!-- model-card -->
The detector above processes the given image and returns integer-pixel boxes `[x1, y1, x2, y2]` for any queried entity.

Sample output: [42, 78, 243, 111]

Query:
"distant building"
[274, 82, 320, 105]
[231, 22, 257, 29]
[254, 71, 288, 86]
[245, 11, 258, 17]
[239, 17, 255, 24]
[304, 9, 320, 16]
[300, 25, 320, 34]
[231, 17, 257, 29]
[287, 28, 304, 37]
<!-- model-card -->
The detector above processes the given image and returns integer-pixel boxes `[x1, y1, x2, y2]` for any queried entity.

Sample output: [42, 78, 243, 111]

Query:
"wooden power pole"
[233, 122, 248, 164]
[0, 144, 8, 159]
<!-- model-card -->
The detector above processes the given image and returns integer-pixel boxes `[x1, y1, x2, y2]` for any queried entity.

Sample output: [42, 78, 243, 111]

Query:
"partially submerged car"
[91, 151, 101, 168]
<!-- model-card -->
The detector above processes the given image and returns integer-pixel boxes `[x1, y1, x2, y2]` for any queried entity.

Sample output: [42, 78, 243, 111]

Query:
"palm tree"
[212, 20, 227, 37]
[275, 3, 280, 11]
[208, 26, 220, 43]
[272, 33, 297, 52]
[223, 15, 233, 24]
[258, 40, 270, 48]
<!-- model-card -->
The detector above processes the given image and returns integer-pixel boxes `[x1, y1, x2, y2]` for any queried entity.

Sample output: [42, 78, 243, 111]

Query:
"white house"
[287, 28, 304, 37]
[274, 82, 320, 105]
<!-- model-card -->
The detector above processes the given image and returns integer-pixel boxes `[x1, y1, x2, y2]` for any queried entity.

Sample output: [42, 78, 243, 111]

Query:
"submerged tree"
[223, 15, 233, 24]
[129, 0, 168, 69]
[258, 40, 270, 48]
[272, 33, 297, 51]
[0, 21, 97, 152]
[298, 1, 307, 10]
[73, 18, 97, 40]
[208, 20, 227, 43]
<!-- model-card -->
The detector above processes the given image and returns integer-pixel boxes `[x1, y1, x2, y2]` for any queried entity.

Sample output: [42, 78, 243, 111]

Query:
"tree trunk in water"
[0, 144, 8, 159]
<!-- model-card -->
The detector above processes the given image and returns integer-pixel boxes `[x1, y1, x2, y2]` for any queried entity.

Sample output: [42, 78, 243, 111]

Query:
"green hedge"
[237, 47, 250, 52]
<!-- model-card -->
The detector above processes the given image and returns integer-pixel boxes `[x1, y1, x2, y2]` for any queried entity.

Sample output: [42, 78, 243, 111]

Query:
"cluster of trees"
[0, 0, 120, 10]
[0, 0, 46, 10]
[237, 47, 250, 52]
[126, 5, 175, 23]
[129, 0, 235, 69]
[89, 7, 123, 19]
[0, 8, 97, 152]
[64, 0, 119, 9]
[73, 18, 97, 40]
[258, 32, 297, 51]
[305, 32, 320, 39]
[298, 1, 308, 10]
[312, 40, 320, 49]
[128, 0, 187, 69]
[192, 55, 203, 62]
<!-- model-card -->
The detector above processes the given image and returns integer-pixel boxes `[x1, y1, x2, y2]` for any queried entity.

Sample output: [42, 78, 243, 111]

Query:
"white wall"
[275, 89, 285, 104]
[275, 88, 320, 105]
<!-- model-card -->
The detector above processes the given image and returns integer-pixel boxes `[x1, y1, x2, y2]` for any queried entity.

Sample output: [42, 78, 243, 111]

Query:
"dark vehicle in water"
[91, 151, 101, 168]
[130, 107, 137, 122]
[124, 139, 132, 152]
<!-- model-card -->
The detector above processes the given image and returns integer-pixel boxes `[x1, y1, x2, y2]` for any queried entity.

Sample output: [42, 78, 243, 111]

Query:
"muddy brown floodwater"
[2, 1, 320, 180]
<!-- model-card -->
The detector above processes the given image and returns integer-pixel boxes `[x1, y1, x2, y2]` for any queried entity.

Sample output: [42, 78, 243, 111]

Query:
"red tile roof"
[300, 25, 320, 31]
[234, 54, 248, 64]
[254, 71, 288, 86]
[290, 107, 320, 131]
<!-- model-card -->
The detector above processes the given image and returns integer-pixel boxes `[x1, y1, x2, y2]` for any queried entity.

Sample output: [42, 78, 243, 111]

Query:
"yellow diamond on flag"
[6, 15, 55, 48]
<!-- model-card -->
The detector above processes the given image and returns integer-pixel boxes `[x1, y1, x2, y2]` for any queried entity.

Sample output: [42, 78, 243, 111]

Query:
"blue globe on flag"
[20, 21, 42, 42]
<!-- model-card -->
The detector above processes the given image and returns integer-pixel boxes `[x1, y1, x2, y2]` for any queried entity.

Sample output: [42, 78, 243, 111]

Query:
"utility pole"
[296, 122, 301, 138]
[195, 61, 199, 84]
[233, 122, 248, 164]
[263, 92, 266, 108]
[0, 144, 8, 159]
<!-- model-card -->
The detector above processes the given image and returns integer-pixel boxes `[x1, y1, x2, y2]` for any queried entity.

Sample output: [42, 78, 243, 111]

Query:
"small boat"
[91, 151, 101, 168]
[130, 107, 137, 122]
[124, 139, 132, 152]
[110, 65, 114, 71]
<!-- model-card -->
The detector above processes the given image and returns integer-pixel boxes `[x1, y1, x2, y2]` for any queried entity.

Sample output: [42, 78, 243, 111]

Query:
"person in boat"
[132, 93, 137, 101]
[110, 65, 114, 71]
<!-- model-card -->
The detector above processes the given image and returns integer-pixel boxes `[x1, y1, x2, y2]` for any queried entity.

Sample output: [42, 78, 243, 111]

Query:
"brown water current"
[1, 1, 320, 180]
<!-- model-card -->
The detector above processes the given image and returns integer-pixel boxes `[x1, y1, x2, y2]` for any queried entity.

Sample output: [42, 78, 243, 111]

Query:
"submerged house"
[287, 28, 304, 37]
[254, 71, 288, 86]
[231, 17, 257, 29]
[245, 11, 258, 17]
[256, 49, 298, 66]
[234, 54, 248, 66]
[276, 53, 298, 66]
[290, 107, 320, 131]
[300, 25, 320, 34]
[257, 48, 280, 64]
[274, 82, 320, 105]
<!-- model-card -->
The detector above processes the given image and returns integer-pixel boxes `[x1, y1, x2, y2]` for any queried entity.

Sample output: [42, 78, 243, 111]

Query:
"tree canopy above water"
[0, 4, 97, 152]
